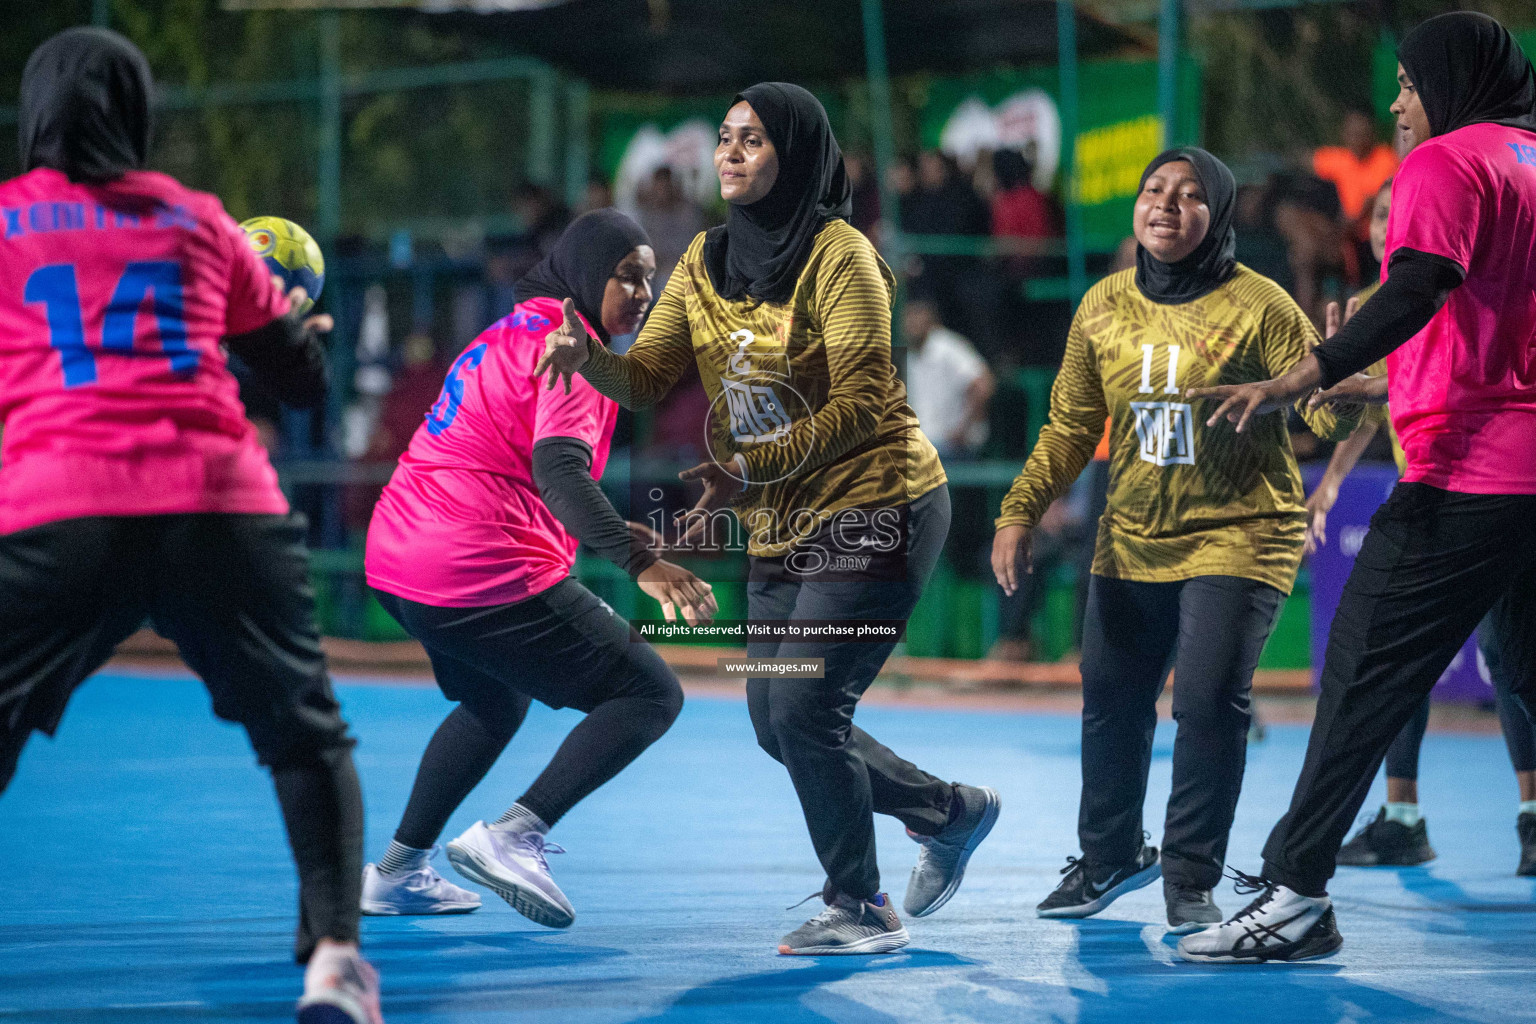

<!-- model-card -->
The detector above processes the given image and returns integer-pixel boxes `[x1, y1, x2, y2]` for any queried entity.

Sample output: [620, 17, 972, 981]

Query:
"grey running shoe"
[903, 784, 1001, 917]
[778, 892, 910, 956]
[1164, 879, 1222, 935]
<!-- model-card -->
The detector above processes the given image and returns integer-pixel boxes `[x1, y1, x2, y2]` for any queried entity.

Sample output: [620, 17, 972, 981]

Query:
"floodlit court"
[3, 671, 1533, 1024]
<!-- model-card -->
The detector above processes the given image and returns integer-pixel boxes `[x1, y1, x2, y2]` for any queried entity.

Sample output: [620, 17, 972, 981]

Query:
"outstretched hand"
[673, 459, 746, 548]
[533, 297, 593, 395]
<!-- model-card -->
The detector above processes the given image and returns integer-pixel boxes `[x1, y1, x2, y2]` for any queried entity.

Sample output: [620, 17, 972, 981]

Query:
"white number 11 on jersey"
[1139, 343, 1182, 394]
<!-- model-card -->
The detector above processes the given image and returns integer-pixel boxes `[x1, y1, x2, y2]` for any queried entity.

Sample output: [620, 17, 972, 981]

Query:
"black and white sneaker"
[1037, 844, 1160, 919]
[1176, 871, 1342, 964]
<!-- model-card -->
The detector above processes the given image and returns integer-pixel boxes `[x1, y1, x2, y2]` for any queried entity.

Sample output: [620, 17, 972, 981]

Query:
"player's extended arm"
[531, 437, 659, 578]
[1190, 250, 1461, 433]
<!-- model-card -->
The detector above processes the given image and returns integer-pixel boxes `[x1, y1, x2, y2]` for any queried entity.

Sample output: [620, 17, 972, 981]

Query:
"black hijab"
[19, 27, 153, 183]
[1398, 12, 1536, 138]
[1133, 147, 1238, 306]
[701, 83, 853, 305]
[513, 208, 650, 346]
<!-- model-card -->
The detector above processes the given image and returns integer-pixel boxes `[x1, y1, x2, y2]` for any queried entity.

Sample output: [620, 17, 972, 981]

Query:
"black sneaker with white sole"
[1176, 871, 1342, 964]
[1336, 807, 1435, 867]
[1037, 844, 1160, 919]
[1164, 879, 1222, 935]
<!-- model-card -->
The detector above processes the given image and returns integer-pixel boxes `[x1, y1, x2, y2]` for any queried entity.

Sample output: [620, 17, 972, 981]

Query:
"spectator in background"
[486, 184, 573, 317]
[991, 149, 1057, 248]
[845, 152, 882, 241]
[1313, 110, 1398, 221]
[346, 332, 449, 534]
[901, 298, 994, 461]
[575, 176, 615, 217]
[635, 166, 709, 291]
[1313, 108, 1398, 275]
[1234, 180, 1298, 296]
[906, 149, 994, 354]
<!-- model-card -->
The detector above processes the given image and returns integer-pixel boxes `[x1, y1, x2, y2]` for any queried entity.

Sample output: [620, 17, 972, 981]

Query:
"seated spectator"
[901, 298, 994, 461]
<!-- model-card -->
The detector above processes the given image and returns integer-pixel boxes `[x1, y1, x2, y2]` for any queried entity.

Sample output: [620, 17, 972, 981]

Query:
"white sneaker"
[296, 943, 383, 1024]
[361, 848, 481, 916]
[445, 820, 575, 928]
[1176, 877, 1342, 963]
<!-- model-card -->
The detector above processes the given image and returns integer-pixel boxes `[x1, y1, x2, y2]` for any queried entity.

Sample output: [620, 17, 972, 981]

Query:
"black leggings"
[0, 514, 361, 964]
[375, 580, 682, 847]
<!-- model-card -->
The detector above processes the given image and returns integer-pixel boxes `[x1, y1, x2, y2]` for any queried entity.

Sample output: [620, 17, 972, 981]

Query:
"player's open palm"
[534, 297, 593, 394]
[638, 559, 717, 625]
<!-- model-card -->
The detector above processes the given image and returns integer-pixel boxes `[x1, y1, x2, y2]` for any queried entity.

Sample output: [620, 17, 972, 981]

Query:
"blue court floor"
[3, 672, 1535, 1023]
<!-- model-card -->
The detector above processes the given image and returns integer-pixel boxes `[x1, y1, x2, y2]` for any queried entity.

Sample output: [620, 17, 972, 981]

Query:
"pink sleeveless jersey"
[0, 168, 291, 533]
[365, 297, 619, 607]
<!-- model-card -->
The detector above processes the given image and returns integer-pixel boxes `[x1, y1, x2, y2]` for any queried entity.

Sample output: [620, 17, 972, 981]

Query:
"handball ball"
[241, 216, 325, 316]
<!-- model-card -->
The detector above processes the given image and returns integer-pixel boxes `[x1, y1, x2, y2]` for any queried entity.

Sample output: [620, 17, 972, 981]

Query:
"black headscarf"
[1133, 147, 1238, 306]
[1398, 12, 1536, 138]
[513, 208, 650, 345]
[701, 83, 853, 305]
[19, 27, 153, 183]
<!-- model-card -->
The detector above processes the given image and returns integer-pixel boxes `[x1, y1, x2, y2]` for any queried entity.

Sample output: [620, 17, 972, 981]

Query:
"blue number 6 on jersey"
[425, 342, 488, 436]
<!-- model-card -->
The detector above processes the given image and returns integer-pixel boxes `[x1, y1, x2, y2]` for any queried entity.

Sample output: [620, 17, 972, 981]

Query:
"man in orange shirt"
[1313, 109, 1398, 283]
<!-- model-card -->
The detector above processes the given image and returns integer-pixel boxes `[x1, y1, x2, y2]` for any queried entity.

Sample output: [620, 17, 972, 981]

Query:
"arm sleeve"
[737, 243, 893, 485]
[580, 267, 696, 410]
[225, 316, 329, 410]
[996, 306, 1106, 529]
[1258, 291, 1361, 441]
[1310, 250, 1464, 388]
[531, 437, 658, 578]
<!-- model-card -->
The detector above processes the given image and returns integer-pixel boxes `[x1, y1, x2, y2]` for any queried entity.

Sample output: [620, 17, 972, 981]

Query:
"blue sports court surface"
[3, 671, 1534, 1023]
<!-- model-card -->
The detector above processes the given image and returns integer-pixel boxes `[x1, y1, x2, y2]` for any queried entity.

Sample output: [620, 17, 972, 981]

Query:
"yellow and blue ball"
[241, 216, 325, 316]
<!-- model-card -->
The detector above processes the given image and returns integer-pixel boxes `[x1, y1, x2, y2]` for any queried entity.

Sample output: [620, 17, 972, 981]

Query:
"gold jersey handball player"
[536, 83, 999, 957]
[994, 148, 1360, 935]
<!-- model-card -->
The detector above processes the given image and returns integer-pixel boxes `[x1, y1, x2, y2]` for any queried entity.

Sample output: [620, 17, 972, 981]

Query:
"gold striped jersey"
[581, 218, 946, 557]
[1354, 281, 1407, 474]
[997, 265, 1361, 594]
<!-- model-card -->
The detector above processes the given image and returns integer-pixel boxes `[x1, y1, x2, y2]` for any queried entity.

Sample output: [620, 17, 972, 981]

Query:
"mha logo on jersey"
[721, 328, 795, 445]
[1130, 401, 1195, 466]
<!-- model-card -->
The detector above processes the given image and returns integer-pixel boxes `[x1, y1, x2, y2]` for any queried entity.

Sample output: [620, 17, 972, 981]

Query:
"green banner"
[919, 57, 1201, 242]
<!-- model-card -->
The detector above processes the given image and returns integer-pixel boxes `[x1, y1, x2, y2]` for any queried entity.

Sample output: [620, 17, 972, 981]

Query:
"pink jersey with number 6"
[365, 297, 619, 607]
[0, 167, 292, 534]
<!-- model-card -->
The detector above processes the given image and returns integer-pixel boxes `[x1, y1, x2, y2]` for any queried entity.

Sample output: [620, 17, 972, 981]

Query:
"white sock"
[492, 803, 549, 835]
[1518, 800, 1536, 816]
[1384, 802, 1421, 826]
